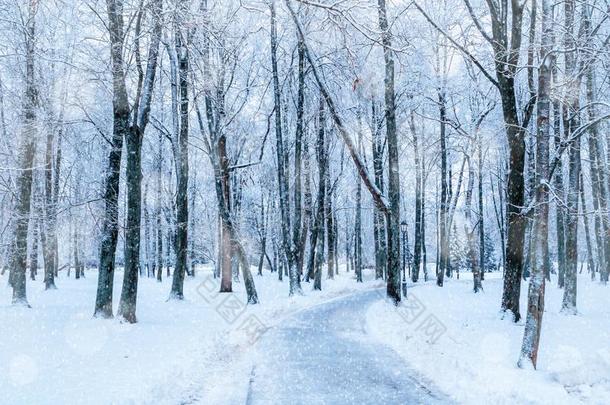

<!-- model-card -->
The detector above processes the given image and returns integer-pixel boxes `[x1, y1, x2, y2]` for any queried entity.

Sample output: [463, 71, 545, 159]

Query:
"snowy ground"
[0, 266, 382, 404]
[2, 267, 608, 404]
[367, 272, 610, 404]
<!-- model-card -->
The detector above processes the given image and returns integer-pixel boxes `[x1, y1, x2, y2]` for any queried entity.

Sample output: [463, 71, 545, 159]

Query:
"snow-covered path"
[245, 289, 451, 405]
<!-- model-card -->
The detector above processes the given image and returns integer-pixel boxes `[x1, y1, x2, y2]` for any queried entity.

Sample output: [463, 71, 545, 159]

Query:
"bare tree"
[9, 0, 39, 306]
[519, 0, 554, 369]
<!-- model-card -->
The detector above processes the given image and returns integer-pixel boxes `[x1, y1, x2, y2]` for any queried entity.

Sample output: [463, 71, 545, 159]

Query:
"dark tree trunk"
[117, 0, 163, 322]
[118, 124, 143, 321]
[464, 156, 482, 293]
[43, 121, 57, 289]
[270, 1, 301, 296]
[293, 36, 306, 285]
[9, 0, 38, 306]
[411, 112, 422, 282]
[156, 132, 164, 282]
[170, 23, 190, 300]
[325, 175, 336, 280]
[377, 0, 401, 303]
[143, 184, 151, 277]
[477, 126, 485, 281]
[500, 76, 528, 322]
[355, 158, 363, 283]
[354, 116, 363, 283]
[94, 0, 130, 318]
[257, 198, 267, 276]
[73, 219, 82, 280]
[438, 90, 448, 286]
[299, 139, 312, 276]
[561, 0, 580, 314]
[30, 217, 39, 281]
[372, 100, 387, 280]
[519, 0, 552, 369]
[551, 82, 566, 283]
[166, 230, 171, 277]
[313, 97, 327, 291]
[491, 170, 507, 274]
[579, 170, 595, 277]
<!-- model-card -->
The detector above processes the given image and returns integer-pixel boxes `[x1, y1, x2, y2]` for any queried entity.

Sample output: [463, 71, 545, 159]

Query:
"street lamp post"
[401, 220, 408, 297]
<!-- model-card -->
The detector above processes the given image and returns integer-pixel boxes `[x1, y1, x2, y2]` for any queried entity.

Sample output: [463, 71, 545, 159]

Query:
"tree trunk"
[579, 170, 595, 278]
[438, 90, 448, 286]
[519, 0, 552, 368]
[42, 96, 57, 289]
[478, 125, 485, 281]
[355, 158, 363, 283]
[117, 0, 163, 322]
[143, 184, 151, 277]
[30, 217, 39, 281]
[156, 132, 164, 282]
[377, 0, 401, 303]
[94, 0, 130, 318]
[170, 23, 190, 300]
[299, 139, 312, 276]
[73, 218, 81, 280]
[373, 100, 387, 280]
[9, 0, 38, 306]
[313, 97, 327, 291]
[354, 114, 363, 283]
[464, 156, 482, 293]
[411, 112, 422, 282]
[500, 76, 527, 322]
[270, 1, 301, 296]
[293, 35, 306, 284]
[325, 174, 336, 280]
[189, 181, 196, 278]
[561, 0, 580, 314]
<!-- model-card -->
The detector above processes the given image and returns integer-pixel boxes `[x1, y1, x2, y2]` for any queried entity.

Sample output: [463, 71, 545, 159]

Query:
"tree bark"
[9, 0, 39, 306]
[438, 90, 449, 286]
[560, 0, 580, 314]
[270, 1, 301, 296]
[519, 0, 552, 369]
[43, 120, 58, 289]
[170, 17, 190, 300]
[117, 0, 163, 322]
[411, 112, 422, 282]
[377, 0, 401, 303]
[313, 97, 327, 291]
[372, 100, 387, 280]
[464, 156, 482, 293]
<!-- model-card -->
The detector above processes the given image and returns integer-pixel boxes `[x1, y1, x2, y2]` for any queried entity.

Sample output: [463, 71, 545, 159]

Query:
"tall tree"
[561, 0, 581, 314]
[376, 0, 402, 302]
[9, 0, 39, 306]
[372, 99, 387, 280]
[411, 111, 422, 283]
[313, 96, 327, 291]
[519, 0, 553, 369]
[170, 1, 190, 300]
[270, 0, 302, 296]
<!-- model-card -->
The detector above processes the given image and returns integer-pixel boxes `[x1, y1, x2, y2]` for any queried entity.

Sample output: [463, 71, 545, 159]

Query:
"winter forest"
[1, 0, 609, 403]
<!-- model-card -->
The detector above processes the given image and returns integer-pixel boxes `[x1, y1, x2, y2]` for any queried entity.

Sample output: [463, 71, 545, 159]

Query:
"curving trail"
[245, 289, 452, 405]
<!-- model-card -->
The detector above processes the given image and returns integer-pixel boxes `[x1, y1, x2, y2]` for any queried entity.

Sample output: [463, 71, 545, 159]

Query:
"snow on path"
[245, 289, 451, 405]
